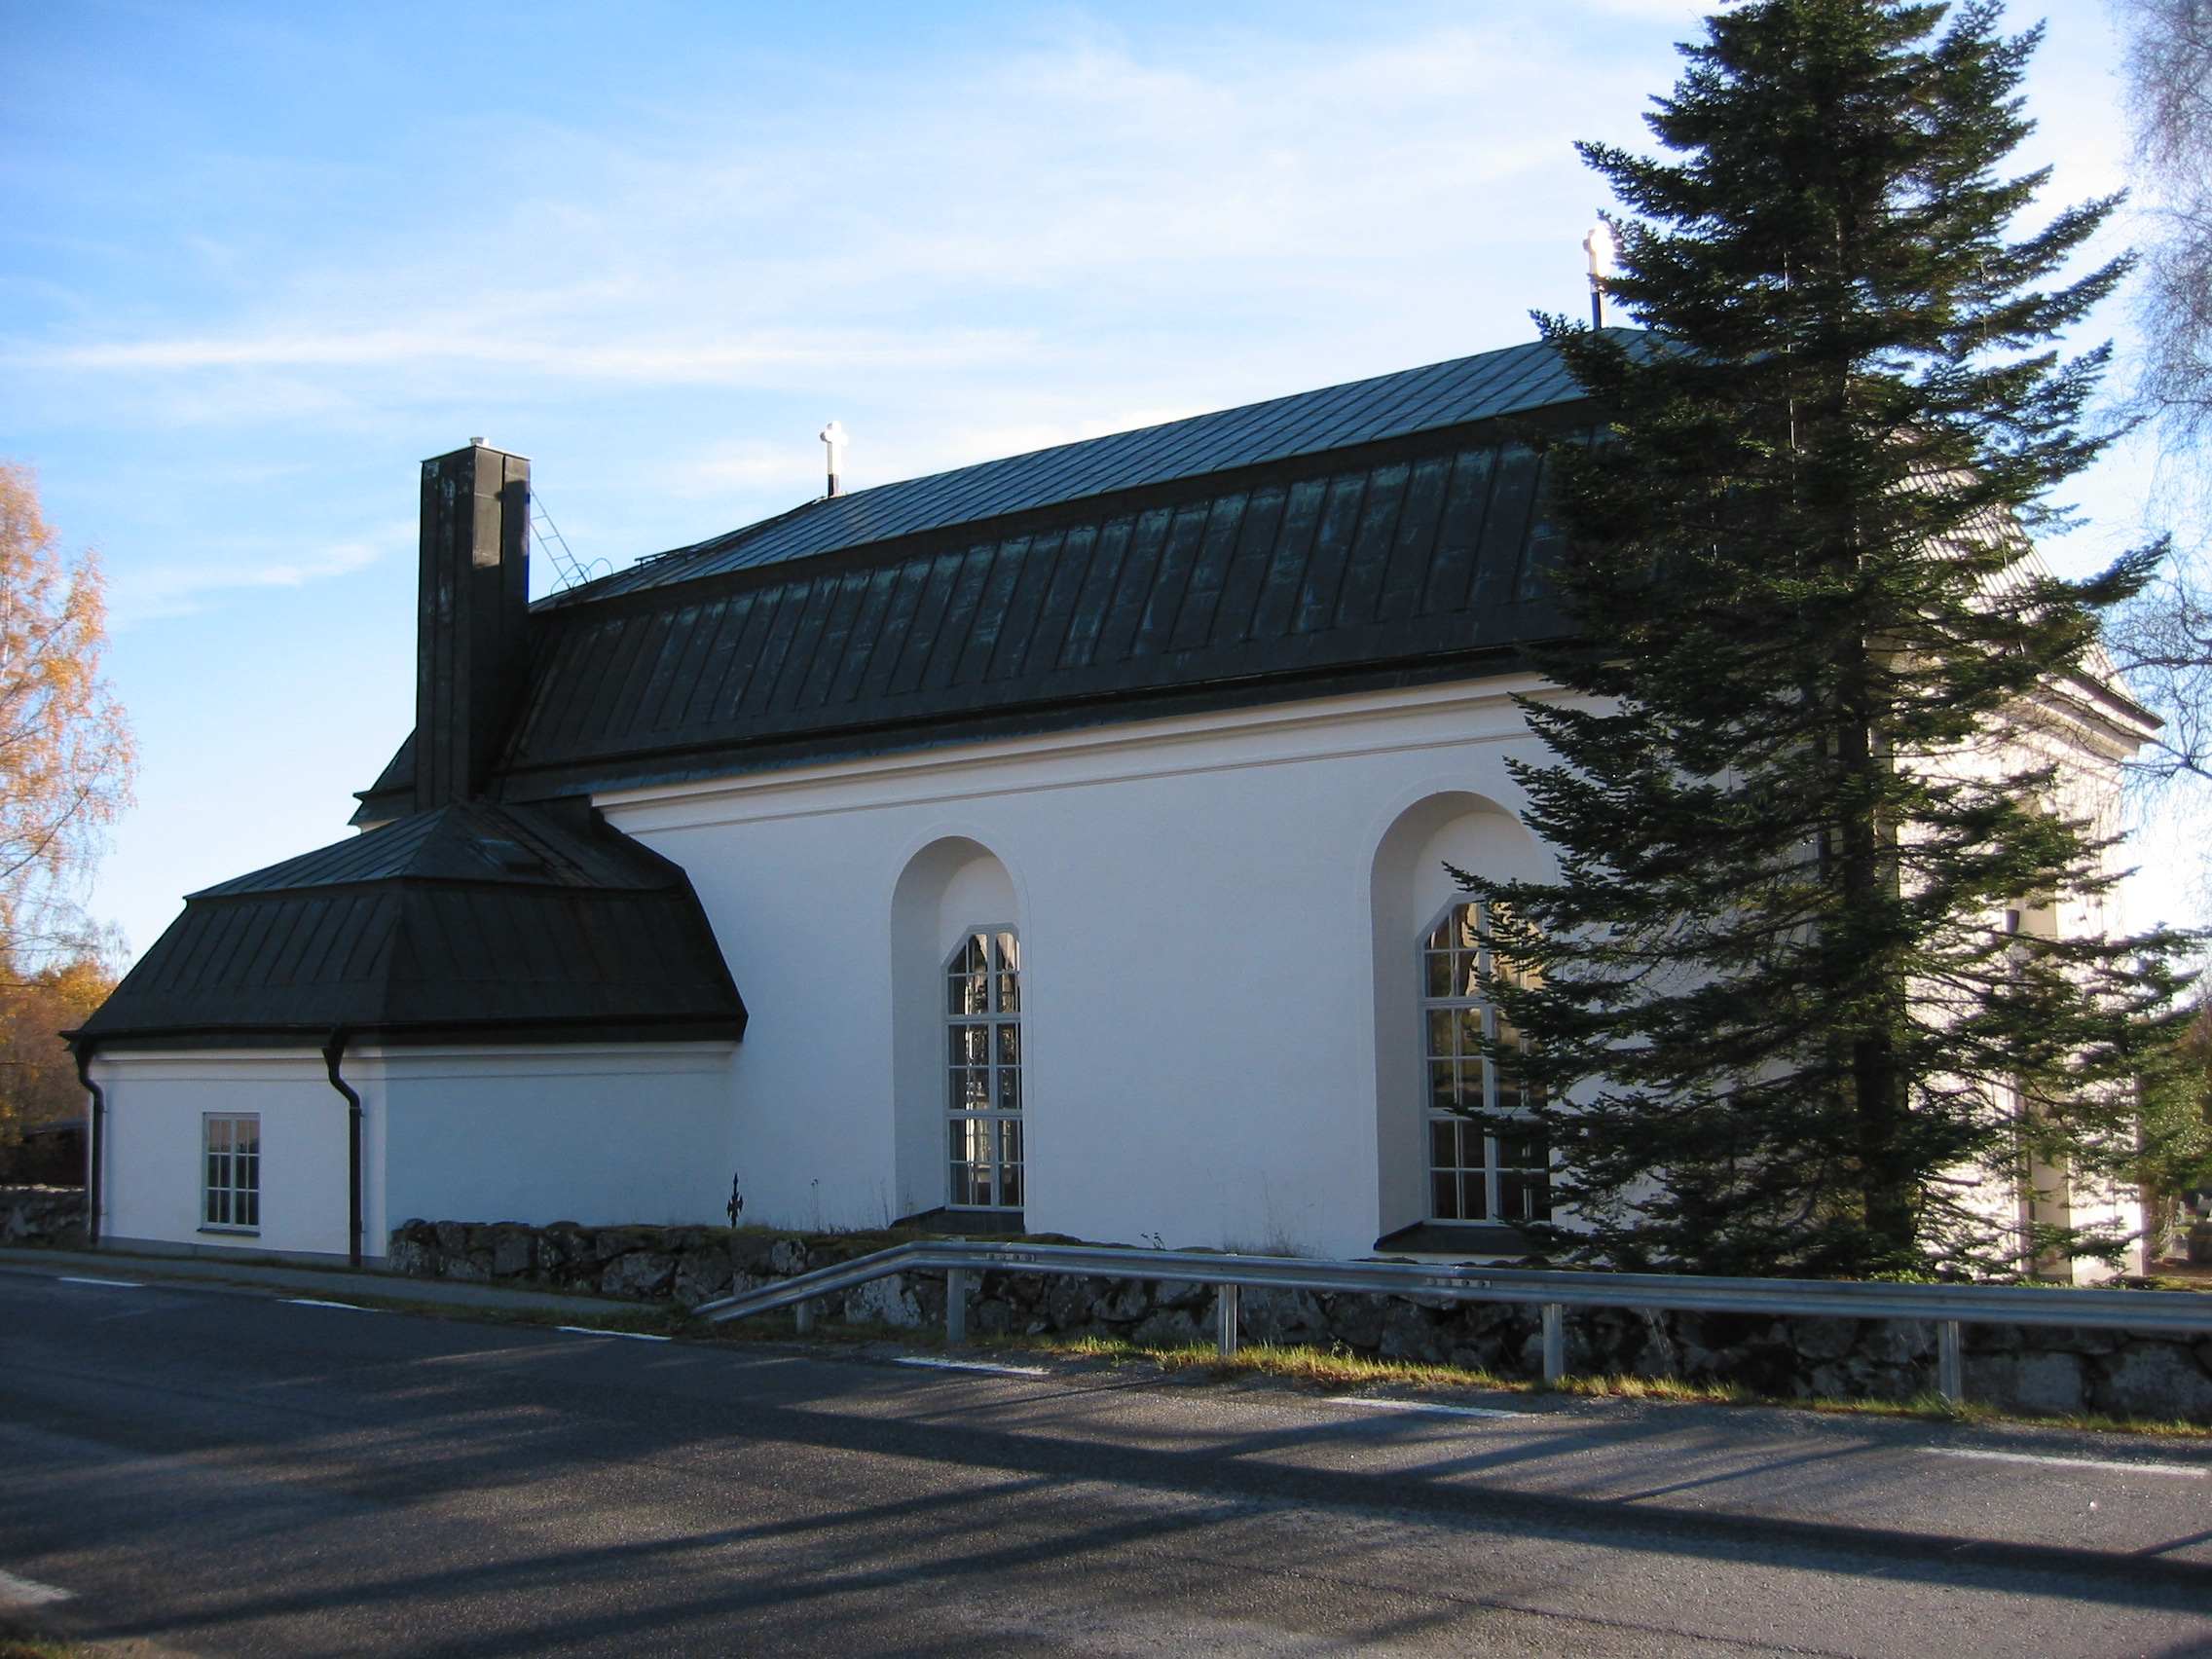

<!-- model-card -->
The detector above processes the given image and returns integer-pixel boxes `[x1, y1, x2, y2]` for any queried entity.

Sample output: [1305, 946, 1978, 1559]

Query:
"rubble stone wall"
[386, 1218, 2212, 1423]
[0, 1185, 87, 1247]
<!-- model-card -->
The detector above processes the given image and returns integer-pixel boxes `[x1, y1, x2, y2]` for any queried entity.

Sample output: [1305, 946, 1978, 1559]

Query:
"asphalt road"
[4, 1267, 2212, 1658]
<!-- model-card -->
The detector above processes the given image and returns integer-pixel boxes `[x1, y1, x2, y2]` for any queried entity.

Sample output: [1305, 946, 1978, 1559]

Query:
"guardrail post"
[1541, 1304, 1566, 1384]
[1937, 1319, 1964, 1404]
[945, 1268, 971, 1346]
[793, 1298, 815, 1335]
[1216, 1284, 1240, 1358]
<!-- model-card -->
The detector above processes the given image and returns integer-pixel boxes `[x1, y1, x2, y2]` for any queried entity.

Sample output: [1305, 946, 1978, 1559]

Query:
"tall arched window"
[1421, 902, 1548, 1225]
[947, 930, 1021, 1209]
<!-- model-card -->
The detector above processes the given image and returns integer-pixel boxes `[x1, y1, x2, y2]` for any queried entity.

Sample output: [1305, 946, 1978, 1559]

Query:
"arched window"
[946, 930, 1021, 1209]
[1421, 902, 1548, 1225]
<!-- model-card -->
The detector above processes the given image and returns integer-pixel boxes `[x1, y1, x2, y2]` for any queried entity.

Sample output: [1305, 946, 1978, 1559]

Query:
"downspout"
[321, 1030, 363, 1269]
[71, 1039, 103, 1248]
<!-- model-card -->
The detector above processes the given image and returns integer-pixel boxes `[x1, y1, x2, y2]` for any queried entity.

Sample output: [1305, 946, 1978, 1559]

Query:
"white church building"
[70, 336, 2155, 1270]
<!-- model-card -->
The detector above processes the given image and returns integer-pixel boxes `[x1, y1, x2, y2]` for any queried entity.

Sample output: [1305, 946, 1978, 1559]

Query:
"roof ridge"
[543, 334, 1621, 605]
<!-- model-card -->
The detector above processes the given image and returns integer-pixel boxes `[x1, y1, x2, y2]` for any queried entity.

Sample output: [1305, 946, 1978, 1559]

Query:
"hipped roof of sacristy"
[353, 333, 1616, 822]
[72, 799, 749, 1051]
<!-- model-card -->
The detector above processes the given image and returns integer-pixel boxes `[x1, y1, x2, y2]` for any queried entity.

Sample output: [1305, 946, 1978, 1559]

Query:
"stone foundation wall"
[386, 1218, 2212, 1423]
[0, 1185, 87, 1247]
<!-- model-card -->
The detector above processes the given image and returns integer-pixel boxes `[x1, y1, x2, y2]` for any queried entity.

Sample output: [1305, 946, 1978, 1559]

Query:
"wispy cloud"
[18, 14, 1652, 424]
[110, 537, 387, 625]
[35, 325, 1037, 382]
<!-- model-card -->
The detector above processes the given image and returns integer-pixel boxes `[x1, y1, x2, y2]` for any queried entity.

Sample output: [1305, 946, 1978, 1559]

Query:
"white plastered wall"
[367, 1044, 738, 1233]
[91, 1041, 737, 1261]
[94, 1050, 350, 1259]
[601, 675, 1561, 1258]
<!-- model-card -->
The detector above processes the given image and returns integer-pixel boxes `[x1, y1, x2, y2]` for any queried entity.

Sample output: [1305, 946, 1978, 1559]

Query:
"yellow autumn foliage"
[0, 461, 133, 1164]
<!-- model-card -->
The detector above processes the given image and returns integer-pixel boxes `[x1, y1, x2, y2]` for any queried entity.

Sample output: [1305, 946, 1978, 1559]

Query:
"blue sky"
[0, 0, 2186, 959]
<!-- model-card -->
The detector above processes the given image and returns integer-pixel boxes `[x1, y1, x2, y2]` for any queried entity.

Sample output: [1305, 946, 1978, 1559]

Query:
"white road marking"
[287, 1298, 379, 1310]
[1926, 1447, 2209, 1479]
[1324, 1395, 1528, 1420]
[0, 1568, 73, 1605]
[55, 1276, 142, 1288]
[895, 1355, 1051, 1378]
[555, 1326, 672, 1342]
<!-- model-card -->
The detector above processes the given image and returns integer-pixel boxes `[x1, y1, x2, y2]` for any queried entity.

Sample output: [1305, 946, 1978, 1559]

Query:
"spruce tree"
[1465, 0, 2195, 1278]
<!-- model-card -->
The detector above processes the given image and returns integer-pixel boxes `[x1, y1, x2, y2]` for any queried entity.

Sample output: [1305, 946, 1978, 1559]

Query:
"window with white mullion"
[1421, 902, 1548, 1225]
[946, 929, 1021, 1209]
[203, 1113, 261, 1231]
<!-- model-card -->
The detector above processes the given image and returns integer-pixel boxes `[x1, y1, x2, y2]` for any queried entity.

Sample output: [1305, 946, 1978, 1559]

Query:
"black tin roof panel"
[470, 427, 1574, 804]
[552, 337, 1598, 602]
[77, 802, 748, 1048]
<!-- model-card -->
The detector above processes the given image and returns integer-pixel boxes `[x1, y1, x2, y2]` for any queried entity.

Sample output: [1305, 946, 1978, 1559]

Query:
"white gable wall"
[599, 675, 1558, 1258]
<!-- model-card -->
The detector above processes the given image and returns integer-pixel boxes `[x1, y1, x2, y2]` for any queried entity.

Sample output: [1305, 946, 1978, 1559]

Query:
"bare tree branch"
[2114, 0, 2212, 462]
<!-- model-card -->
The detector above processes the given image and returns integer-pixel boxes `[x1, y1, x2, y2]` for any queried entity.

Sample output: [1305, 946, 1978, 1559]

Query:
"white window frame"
[1419, 901, 1549, 1226]
[203, 1113, 261, 1234]
[945, 927, 1021, 1211]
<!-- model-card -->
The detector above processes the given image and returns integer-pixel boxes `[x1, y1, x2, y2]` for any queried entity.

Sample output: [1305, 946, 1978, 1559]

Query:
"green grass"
[909, 1328, 2212, 1438]
[0, 1624, 91, 1659]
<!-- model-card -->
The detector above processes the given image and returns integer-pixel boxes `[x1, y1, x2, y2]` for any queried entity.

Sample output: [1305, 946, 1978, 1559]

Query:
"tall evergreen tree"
[1466, 0, 2194, 1278]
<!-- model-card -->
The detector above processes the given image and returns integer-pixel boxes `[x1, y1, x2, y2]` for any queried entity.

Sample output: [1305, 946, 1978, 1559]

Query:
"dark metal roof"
[357, 428, 1590, 817]
[75, 801, 747, 1050]
[552, 336, 1603, 602]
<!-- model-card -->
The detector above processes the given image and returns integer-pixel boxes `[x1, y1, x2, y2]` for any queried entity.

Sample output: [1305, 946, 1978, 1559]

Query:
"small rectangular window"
[203, 1114, 260, 1232]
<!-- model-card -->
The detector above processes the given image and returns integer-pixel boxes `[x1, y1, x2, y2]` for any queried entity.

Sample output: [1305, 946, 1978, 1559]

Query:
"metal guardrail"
[696, 1239, 2212, 1402]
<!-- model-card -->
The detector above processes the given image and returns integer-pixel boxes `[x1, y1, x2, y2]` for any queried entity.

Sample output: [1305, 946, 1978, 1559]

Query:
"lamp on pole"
[820, 421, 849, 498]
[1582, 218, 1618, 330]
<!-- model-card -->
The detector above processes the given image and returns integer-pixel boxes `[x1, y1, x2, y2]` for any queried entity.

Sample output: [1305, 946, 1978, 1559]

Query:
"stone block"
[672, 1248, 733, 1308]
[1044, 1275, 1094, 1330]
[433, 1220, 467, 1255]
[2010, 1349, 2087, 1417]
[1787, 1316, 1860, 1363]
[595, 1230, 652, 1263]
[767, 1238, 810, 1276]
[1379, 1301, 1446, 1363]
[1090, 1278, 1151, 1323]
[843, 1272, 923, 1328]
[387, 1235, 433, 1277]
[489, 1229, 534, 1278]
[1677, 1310, 1783, 1351]
[729, 1235, 783, 1274]
[1241, 1288, 1330, 1347]
[601, 1251, 677, 1301]
[1857, 1319, 1934, 1366]
[1326, 1294, 1387, 1351]
[1130, 1309, 1204, 1347]
[2094, 1342, 2212, 1422]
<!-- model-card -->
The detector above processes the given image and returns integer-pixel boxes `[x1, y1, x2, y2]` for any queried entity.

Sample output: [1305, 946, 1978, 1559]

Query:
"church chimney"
[416, 441, 531, 812]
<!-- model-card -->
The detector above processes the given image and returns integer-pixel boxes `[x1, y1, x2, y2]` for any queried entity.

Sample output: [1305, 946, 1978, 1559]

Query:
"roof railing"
[695, 1238, 2212, 1405]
